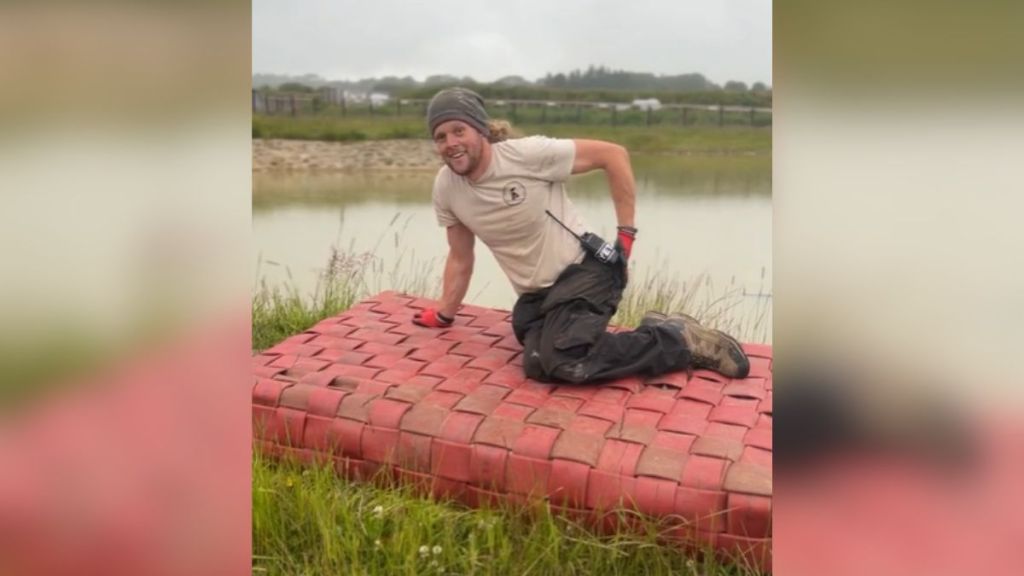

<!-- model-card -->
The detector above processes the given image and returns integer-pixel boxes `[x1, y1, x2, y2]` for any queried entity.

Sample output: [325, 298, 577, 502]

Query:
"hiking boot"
[662, 313, 750, 379]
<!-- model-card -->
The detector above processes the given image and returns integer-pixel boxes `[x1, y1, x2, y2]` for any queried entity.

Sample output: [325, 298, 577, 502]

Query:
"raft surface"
[253, 291, 772, 569]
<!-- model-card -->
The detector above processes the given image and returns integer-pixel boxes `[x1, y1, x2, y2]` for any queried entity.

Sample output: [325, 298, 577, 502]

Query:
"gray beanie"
[426, 87, 491, 137]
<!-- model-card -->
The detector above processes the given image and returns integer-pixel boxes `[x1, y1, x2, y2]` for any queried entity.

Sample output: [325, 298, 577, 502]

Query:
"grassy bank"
[253, 249, 770, 353]
[253, 248, 366, 351]
[251, 114, 771, 156]
[254, 453, 762, 576]
[253, 245, 771, 575]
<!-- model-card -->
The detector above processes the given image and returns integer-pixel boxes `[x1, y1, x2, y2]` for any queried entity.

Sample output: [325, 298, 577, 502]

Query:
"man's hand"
[413, 308, 454, 328]
[615, 226, 636, 260]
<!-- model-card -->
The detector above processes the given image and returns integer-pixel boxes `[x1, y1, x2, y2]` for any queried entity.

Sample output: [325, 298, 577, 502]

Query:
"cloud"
[252, 0, 772, 84]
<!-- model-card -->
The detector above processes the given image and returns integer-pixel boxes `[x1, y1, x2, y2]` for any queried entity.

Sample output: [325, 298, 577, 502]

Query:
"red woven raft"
[253, 291, 772, 569]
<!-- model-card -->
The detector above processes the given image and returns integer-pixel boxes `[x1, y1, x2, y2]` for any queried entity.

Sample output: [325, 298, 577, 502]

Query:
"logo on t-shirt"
[502, 181, 527, 206]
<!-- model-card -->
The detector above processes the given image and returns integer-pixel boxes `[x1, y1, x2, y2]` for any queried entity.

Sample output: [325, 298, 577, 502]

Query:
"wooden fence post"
[646, 107, 652, 126]
[749, 107, 756, 126]
[718, 104, 724, 126]
[611, 106, 617, 126]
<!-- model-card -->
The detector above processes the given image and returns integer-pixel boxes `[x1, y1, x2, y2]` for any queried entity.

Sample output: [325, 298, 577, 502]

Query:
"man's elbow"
[596, 142, 628, 170]
[598, 143, 630, 173]
[611, 143, 629, 164]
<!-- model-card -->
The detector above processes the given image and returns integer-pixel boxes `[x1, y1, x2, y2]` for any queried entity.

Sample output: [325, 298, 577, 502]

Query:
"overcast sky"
[253, 0, 772, 86]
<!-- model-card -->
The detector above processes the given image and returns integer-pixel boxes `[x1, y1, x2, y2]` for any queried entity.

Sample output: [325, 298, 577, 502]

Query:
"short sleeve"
[432, 170, 459, 228]
[503, 136, 575, 182]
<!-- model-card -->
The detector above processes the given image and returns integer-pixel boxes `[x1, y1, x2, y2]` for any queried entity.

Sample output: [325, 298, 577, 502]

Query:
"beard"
[444, 145, 480, 176]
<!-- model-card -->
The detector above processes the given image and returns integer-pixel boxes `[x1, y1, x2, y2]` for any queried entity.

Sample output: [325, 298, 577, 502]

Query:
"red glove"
[413, 308, 454, 328]
[616, 226, 637, 260]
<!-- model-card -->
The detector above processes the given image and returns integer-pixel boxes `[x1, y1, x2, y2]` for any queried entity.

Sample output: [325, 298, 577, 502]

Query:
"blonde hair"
[486, 119, 520, 143]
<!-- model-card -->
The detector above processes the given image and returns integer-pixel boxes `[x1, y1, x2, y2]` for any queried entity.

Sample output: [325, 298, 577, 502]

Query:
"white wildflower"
[432, 545, 442, 556]
[371, 505, 384, 517]
[418, 545, 430, 558]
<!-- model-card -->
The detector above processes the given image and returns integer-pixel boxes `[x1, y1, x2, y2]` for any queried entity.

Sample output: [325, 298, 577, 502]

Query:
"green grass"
[613, 267, 772, 345]
[253, 248, 366, 352]
[534, 124, 771, 156]
[251, 114, 770, 155]
[252, 245, 771, 575]
[252, 116, 422, 143]
[253, 244, 771, 353]
[253, 454, 765, 576]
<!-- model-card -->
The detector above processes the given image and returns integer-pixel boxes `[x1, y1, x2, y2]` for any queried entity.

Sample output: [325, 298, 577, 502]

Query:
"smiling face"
[432, 119, 489, 180]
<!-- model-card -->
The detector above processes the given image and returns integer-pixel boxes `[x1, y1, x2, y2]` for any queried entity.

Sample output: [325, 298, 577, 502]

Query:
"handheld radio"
[545, 210, 619, 265]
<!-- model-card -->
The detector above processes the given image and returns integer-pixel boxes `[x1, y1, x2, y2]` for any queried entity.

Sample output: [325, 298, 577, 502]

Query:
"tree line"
[254, 66, 771, 108]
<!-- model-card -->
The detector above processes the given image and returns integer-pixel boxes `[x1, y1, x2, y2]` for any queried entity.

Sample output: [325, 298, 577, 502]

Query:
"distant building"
[631, 98, 662, 111]
[340, 91, 391, 106]
[343, 90, 366, 103]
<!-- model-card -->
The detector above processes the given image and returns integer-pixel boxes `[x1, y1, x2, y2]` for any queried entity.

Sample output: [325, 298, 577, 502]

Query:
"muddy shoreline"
[253, 138, 440, 172]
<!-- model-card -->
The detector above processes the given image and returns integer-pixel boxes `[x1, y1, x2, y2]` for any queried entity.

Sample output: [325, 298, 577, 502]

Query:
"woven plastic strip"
[253, 291, 772, 570]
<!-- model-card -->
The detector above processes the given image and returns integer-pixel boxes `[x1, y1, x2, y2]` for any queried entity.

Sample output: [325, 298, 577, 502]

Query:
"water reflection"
[253, 154, 771, 339]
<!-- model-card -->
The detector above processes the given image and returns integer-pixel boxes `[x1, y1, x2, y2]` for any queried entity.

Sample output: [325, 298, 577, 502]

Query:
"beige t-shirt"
[432, 136, 588, 295]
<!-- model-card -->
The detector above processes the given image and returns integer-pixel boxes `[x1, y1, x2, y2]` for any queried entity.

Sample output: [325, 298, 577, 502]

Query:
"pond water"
[253, 154, 771, 339]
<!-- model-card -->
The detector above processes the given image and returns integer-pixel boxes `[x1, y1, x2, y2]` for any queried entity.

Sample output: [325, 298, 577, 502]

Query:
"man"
[413, 87, 749, 383]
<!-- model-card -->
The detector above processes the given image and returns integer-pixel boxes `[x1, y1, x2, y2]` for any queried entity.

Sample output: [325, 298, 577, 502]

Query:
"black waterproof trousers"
[511, 254, 693, 384]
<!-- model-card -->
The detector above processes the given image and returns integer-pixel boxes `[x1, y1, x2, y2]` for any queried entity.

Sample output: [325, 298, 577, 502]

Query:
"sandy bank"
[253, 138, 441, 172]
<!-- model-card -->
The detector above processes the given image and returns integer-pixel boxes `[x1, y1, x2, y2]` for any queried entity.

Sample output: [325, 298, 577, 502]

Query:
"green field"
[251, 114, 771, 156]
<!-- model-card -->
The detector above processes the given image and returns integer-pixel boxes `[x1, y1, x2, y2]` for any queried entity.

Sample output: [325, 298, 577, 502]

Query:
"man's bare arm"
[439, 222, 475, 317]
[571, 139, 636, 228]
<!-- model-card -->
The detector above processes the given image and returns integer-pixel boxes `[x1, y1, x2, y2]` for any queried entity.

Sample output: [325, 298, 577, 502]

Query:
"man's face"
[432, 120, 485, 177]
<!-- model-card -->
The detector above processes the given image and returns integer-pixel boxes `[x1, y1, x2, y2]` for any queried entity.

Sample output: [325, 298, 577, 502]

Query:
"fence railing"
[252, 90, 772, 128]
